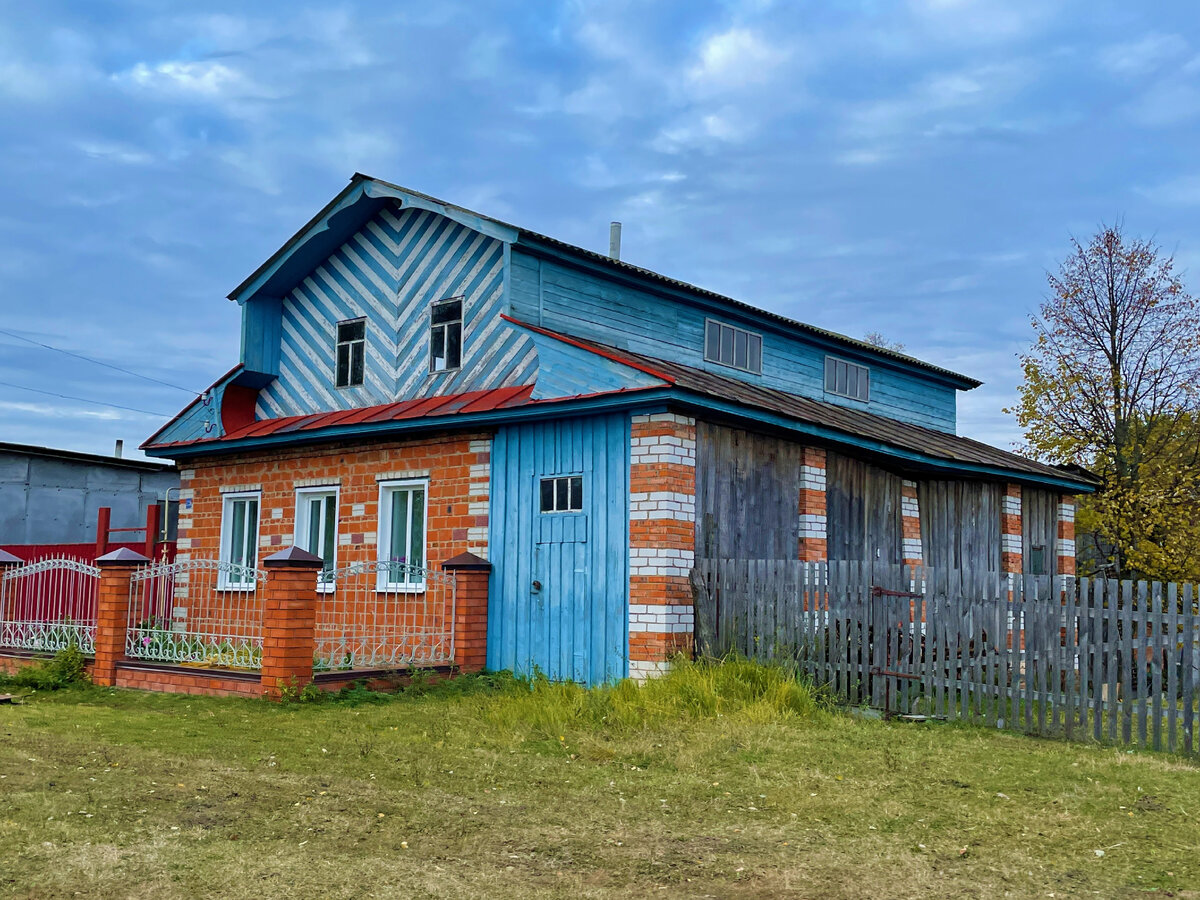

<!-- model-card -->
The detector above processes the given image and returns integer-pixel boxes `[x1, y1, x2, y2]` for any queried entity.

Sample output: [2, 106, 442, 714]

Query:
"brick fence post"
[94, 548, 150, 686]
[443, 552, 491, 673]
[260, 546, 323, 700]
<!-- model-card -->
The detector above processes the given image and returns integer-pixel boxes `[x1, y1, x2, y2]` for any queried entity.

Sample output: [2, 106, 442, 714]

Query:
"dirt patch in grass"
[1, 663, 1199, 899]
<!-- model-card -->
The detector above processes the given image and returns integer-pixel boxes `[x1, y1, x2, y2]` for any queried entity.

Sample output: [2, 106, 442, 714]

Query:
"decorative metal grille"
[0, 556, 100, 654]
[127, 559, 266, 669]
[316, 560, 456, 671]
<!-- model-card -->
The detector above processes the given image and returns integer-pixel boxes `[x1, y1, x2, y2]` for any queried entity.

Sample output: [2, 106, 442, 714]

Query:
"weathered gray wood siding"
[1022, 488, 1058, 575]
[825, 452, 904, 564]
[918, 480, 1002, 572]
[694, 423, 802, 560]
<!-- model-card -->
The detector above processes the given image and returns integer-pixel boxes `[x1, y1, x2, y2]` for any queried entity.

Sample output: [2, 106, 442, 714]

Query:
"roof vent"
[609, 221, 622, 261]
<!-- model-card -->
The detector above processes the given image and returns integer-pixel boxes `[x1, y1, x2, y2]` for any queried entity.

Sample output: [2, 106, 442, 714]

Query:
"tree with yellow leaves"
[1012, 224, 1200, 580]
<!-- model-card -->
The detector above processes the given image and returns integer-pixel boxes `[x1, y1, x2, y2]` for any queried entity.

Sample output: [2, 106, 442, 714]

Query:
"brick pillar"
[798, 447, 828, 562]
[900, 479, 923, 567]
[628, 412, 696, 680]
[443, 551, 491, 672]
[260, 546, 323, 700]
[94, 547, 150, 686]
[1001, 484, 1023, 574]
[1057, 495, 1077, 575]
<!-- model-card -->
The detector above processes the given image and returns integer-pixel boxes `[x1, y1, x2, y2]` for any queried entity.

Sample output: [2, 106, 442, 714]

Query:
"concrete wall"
[0, 450, 179, 545]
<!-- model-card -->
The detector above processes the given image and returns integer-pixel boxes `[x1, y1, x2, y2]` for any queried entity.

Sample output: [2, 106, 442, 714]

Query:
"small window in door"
[540, 475, 583, 513]
[1029, 544, 1046, 576]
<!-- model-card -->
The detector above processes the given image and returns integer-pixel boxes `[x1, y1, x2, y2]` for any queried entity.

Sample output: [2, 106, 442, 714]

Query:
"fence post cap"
[263, 545, 325, 568]
[442, 551, 492, 572]
[0, 549, 22, 565]
[96, 547, 151, 565]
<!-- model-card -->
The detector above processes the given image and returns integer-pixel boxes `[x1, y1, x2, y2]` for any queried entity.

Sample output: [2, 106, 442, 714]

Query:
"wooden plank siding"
[1022, 488, 1058, 576]
[918, 480, 1002, 574]
[510, 248, 960, 433]
[694, 423, 802, 561]
[825, 452, 903, 566]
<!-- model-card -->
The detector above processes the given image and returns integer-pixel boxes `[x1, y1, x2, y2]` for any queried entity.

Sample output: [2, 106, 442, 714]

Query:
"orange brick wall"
[628, 413, 696, 679]
[114, 665, 264, 698]
[177, 431, 491, 572]
[798, 447, 827, 562]
[1001, 483, 1023, 574]
[1057, 495, 1077, 575]
[900, 479, 923, 566]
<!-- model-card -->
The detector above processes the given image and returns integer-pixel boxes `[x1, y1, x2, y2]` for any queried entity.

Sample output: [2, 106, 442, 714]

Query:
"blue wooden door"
[488, 414, 629, 684]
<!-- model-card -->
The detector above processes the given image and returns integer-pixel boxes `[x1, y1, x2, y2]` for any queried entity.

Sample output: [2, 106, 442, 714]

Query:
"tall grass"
[480, 655, 831, 742]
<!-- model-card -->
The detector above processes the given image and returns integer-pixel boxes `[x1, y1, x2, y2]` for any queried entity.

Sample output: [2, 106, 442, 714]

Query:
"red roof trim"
[500, 314, 676, 385]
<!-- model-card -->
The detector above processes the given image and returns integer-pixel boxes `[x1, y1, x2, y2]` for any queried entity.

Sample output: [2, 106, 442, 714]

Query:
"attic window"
[824, 356, 869, 402]
[429, 297, 463, 373]
[335, 318, 365, 388]
[704, 319, 762, 374]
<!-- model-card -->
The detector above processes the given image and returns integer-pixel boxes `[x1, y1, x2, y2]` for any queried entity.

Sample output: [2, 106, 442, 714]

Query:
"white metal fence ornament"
[0, 556, 100, 654]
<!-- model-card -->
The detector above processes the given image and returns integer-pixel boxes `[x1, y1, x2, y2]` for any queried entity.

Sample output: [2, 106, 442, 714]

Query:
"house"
[0, 442, 178, 561]
[142, 174, 1095, 684]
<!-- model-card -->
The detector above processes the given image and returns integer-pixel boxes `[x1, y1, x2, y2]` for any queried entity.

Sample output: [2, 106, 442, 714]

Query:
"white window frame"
[824, 355, 870, 402]
[376, 478, 429, 592]
[428, 297, 463, 374]
[294, 486, 340, 592]
[218, 490, 261, 591]
[704, 318, 763, 374]
[539, 474, 584, 513]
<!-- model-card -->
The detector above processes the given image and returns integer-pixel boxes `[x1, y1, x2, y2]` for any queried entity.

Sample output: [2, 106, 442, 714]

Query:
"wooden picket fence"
[691, 560, 1200, 756]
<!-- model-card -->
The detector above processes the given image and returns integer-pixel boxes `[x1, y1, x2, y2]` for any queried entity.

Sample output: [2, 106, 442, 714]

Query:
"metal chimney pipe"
[114, 439, 123, 458]
[609, 221, 622, 261]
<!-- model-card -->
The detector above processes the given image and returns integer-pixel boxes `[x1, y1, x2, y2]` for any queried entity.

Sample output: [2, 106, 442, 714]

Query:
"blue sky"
[2, 0, 1199, 459]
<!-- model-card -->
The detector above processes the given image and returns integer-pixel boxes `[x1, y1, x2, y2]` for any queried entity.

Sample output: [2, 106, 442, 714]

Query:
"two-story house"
[143, 174, 1095, 683]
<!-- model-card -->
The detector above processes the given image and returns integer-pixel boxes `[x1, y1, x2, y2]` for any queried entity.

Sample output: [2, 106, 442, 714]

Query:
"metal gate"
[0, 556, 100, 654]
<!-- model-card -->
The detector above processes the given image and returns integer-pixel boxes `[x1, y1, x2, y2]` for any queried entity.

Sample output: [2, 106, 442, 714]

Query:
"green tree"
[1012, 223, 1200, 579]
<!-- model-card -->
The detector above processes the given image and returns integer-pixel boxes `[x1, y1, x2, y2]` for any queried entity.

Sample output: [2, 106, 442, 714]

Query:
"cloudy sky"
[2, 1, 1199, 460]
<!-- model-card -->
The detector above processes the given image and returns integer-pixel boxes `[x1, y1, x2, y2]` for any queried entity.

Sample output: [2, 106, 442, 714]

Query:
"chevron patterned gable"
[255, 203, 538, 419]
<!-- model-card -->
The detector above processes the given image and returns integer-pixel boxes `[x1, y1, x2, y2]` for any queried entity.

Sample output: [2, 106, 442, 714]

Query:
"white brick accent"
[1001, 533, 1022, 554]
[630, 435, 696, 468]
[468, 463, 490, 481]
[629, 547, 694, 577]
[632, 413, 695, 426]
[219, 483, 261, 494]
[351, 503, 366, 517]
[799, 514, 827, 539]
[179, 469, 195, 482]
[800, 465, 827, 490]
[271, 508, 283, 520]
[1057, 538, 1076, 557]
[177, 518, 193, 531]
[293, 477, 340, 488]
[376, 470, 431, 481]
[628, 604, 695, 633]
[1058, 502, 1075, 523]
[175, 538, 192, 551]
[629, 491, 696, 522]
[628, 659, 671, 680]
[179, 488, 194, 501]
[902, 538, 923, 559]
[901, 496, 920, 519]
[467, 439, 491, 558]
[469, 439, 492, 453]
[175, 552, 191, 563]
[902, 479, 917, 489]
[1002, 493, 1022, 516]
[468, 501, 490, 516]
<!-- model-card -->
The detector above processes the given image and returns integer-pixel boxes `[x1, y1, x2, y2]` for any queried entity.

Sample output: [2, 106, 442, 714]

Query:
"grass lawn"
[2, 661, 1199, 899]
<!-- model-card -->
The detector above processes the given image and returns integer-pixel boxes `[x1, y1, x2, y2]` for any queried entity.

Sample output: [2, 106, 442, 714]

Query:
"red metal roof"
[146, 384, 537, 450]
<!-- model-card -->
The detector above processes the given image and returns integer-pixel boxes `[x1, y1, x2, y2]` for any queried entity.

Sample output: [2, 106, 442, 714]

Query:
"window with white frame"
[429, 297, 463, 373]
[294, 487, 338, 589]
[219, 491, 260, 589]
[705, 318, 763, 374]
[377, 480, 427, 590]
[824, 355, 870, 402]
[540, 475, 583, 513]
[335, 318, 366, 388]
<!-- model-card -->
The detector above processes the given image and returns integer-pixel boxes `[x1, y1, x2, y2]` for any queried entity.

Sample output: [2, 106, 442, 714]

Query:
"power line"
[0, 380, 171, 417]
[0, 326, 199, 395]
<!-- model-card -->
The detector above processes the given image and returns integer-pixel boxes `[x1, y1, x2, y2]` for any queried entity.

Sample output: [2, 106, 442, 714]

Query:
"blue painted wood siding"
[251, 204, 537, 418]
[488, 413, 630, 684]
[510, 249, 958, 432]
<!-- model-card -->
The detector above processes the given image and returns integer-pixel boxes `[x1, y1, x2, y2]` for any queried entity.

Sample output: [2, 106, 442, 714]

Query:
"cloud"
[116, 59, 249, 98]
[687, 28, 787, 92]
[1099, 33, 1189, 77]
[77, 141, 154, 165]
[1137, 173, 1200, 206]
